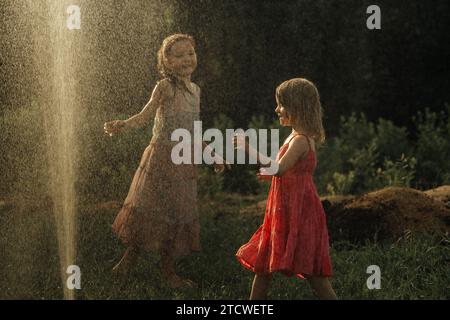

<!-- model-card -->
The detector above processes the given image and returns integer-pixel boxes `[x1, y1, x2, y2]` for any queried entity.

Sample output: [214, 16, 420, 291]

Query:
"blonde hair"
[156, 34, 196, 81]
[276, 78, 326, 143]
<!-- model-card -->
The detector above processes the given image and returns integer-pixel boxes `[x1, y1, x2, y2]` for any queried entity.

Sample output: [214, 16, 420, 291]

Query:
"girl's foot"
[112, 259, 130, 276]
[160, 250, 196, 288]
[112, 247, 138, 276]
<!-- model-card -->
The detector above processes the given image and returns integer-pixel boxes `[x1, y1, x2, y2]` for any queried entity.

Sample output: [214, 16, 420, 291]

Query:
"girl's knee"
[306, 276, 337, 300]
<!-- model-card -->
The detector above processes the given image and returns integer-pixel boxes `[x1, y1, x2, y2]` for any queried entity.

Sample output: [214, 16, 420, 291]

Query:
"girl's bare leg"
[307, 276, 338, 300]
[112, 246, 139, 276]
[250, 274, 272, 300]
[160, 249, 196, 289]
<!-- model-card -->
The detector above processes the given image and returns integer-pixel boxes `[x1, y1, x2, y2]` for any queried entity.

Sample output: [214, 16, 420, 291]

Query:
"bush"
[1, 105, 447, 202]
[198, 165, 224, 199]
[208, 113, 261, 195]
[374, 118, 413, 160]
[413, 106, 450, 188]
[319, 113, 417, 195]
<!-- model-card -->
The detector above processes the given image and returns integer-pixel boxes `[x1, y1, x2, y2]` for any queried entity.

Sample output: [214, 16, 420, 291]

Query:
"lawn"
[0, 193, 448, 300]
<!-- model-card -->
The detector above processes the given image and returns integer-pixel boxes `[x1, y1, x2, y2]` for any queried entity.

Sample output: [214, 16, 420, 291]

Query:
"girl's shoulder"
[155, 78, 176, 100]
[156, 78, 174, 91]
[190, 82, 201, 97]
[155, 79, 201, 102]
[289, 134, 316, 155]
[191, 81, 200, 91]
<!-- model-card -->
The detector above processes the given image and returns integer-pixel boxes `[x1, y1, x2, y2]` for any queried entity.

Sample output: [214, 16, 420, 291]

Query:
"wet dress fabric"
[236, 134, 333, 279]
[112, 79, 201, 258]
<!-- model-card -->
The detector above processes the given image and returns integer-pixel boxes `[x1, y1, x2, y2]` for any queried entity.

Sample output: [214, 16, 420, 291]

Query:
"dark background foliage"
[1, 1, 449, 199]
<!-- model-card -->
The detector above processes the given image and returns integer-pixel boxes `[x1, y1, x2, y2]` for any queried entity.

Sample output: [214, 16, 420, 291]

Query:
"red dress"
[236, 134, 333, 279]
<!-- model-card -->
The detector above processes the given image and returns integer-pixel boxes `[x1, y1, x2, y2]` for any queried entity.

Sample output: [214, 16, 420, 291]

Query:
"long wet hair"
[276, 78, 326, 143]
[156, 33, 196, 81]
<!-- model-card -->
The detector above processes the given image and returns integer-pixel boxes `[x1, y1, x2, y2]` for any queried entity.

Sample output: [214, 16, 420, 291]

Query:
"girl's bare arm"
[125, 80, 170, 129]
[246, 136, 309, 176]
[274, 136, 309, 176]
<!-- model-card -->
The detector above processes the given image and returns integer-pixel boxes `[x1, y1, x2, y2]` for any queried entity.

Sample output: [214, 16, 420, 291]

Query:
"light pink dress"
[112, 79, 201, 258]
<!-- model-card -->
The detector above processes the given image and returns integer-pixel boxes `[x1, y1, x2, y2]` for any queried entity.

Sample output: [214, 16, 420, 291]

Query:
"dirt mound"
[326, 187, 450, 243]
[425, 185, 450, 208]
[320, 195, 356, 213]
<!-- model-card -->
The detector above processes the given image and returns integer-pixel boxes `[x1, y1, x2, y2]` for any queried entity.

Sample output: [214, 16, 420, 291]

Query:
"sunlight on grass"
[0, 193, 448, 299]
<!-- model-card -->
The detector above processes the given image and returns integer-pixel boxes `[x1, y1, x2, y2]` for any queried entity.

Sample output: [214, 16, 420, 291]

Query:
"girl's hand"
[233, 133, 248, 152]
[256, 167, 273, 182]
[213, 162, 231, 174]
[104, 120, 126, 136]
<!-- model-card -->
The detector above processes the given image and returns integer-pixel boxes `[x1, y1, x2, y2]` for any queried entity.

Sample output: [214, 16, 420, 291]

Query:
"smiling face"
[165, 40, 197, 78]
[275, 97, 292, 127]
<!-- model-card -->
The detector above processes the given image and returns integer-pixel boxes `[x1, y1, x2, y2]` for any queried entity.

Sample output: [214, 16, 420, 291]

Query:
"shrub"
[413, 106, 450, 188]
[320, 113, 417, 195]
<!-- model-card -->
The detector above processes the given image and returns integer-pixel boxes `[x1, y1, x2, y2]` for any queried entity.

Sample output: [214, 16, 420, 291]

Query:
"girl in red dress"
[234, 78, 337, 300]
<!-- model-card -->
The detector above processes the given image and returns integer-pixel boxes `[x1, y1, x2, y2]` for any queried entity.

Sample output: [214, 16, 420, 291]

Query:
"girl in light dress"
[104, 34, 228, 289]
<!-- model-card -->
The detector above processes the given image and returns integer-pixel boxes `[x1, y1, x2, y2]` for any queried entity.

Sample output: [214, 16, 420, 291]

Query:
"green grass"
[0, 193, 448, 300]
